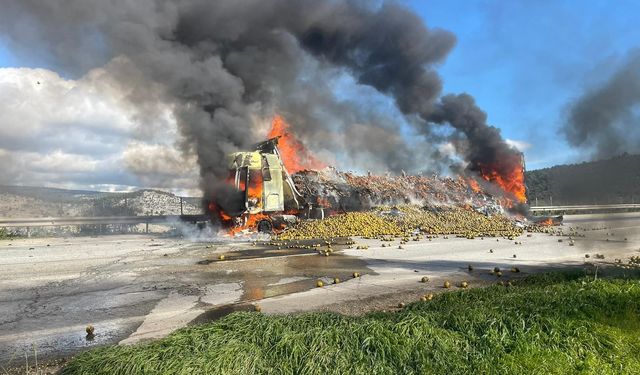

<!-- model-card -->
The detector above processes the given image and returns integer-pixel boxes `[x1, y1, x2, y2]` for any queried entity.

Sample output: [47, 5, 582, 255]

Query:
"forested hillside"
[526, 154, 640, 205]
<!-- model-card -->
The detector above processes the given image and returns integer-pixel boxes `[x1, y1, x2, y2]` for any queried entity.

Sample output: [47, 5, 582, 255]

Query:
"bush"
[0, 228, 15, 239]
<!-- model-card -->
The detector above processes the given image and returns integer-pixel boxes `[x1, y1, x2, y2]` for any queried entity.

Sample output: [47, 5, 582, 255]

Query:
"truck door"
[261, 155, 284, 212]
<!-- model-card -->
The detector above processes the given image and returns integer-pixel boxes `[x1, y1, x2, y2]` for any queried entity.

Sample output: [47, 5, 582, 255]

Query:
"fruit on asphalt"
[443, 281, 451, 288]
[316, 280, 324, 287]
[277, 206, 523, 240]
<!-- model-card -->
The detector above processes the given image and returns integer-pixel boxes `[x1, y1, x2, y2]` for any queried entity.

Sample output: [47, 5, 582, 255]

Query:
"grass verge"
[63, 271, 640, 375]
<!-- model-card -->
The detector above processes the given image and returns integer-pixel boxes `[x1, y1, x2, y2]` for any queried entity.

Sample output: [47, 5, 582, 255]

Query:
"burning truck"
[215, 137, 319, 233]
[213, 135, 407, 234]
[209, 117, 561, 235]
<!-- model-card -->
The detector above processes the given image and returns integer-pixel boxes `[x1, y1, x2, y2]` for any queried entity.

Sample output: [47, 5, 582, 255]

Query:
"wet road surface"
[0, 235, 370, 363]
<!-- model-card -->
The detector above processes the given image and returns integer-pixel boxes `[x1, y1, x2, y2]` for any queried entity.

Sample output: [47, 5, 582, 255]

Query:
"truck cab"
[223, 138, 303, 232]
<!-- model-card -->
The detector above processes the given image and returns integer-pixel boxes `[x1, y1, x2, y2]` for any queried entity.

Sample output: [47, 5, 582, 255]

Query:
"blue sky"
[0, 41, 16, 67]
[404, 0, 640, 169]
[1, 1, 639, 171]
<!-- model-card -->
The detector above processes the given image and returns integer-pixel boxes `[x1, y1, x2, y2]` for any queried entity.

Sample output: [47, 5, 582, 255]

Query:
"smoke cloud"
[564, 50, 640, 159]
[0, 0, 523, 206]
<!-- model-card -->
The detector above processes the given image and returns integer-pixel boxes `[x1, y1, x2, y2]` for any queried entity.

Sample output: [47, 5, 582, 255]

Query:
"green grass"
[63, 271, 640, 375]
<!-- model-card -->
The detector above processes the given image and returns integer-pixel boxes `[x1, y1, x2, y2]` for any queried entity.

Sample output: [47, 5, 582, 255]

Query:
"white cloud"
[0, 61, 197, 193]
[31, 150, 99, 173]
[506, 138, 532, 151]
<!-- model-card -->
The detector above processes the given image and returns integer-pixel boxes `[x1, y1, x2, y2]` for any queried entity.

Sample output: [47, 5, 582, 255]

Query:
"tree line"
[526, 153, 640, 206]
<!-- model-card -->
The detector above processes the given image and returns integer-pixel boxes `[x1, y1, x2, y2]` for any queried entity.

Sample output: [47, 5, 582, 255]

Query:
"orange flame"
[267, 115, 326, 173]
[467, 178, 482, 193]
[247, 169, 263, 210]
[213, 172, 268, 235]
[208, 201, 232, 222]
[477, 156, 527, 206]
[537, 218, 554, 226]
[228, 213, 270, 236]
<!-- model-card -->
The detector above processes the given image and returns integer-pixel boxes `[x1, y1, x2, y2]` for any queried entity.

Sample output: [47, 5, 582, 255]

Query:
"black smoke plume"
[0, 0, 524, 209]
[564, 50, 640, 159]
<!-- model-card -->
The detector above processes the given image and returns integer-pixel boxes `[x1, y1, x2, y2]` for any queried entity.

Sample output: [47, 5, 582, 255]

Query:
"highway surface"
[1, 212, 639, 366]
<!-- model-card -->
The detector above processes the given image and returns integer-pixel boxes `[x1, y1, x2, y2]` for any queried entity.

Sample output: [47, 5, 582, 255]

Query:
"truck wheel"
[257, 219, 273, 233]
[308, 207, 325, 220]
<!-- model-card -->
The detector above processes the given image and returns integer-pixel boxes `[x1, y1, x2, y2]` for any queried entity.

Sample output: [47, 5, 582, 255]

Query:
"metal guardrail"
[0, 214, 210, 228]
[529, 204, 640, 212]
[3, 205, 639, 226]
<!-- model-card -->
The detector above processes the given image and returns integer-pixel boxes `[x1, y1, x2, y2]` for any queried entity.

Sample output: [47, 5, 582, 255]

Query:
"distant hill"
[0, 185, 106, 201]
[0, 186, 204, 218]
[526, 153, 640, 205]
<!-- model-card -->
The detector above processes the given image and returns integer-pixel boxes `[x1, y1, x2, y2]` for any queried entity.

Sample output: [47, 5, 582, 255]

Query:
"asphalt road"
[1, 212, 639, 365]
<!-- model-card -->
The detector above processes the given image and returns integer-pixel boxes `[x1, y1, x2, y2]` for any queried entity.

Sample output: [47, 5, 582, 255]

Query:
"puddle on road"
[193, 238, 358, 261]
[191, 241, 374, 323]
[0, 318, 138, 364]
[195, 246, 316, 265]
